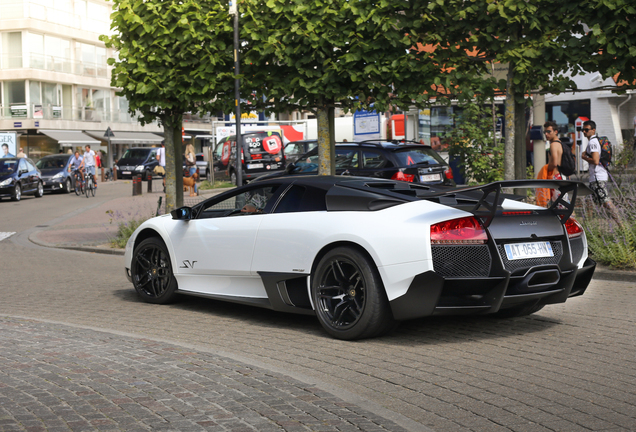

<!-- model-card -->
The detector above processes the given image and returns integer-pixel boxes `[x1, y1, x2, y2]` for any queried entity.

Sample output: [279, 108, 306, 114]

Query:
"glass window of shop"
[418, 109, 431, 145]
[545, 100, 590, 135]
[1, 32, 23, 69]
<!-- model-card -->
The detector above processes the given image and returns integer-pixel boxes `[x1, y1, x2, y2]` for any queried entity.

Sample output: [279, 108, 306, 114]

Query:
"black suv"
[114, 147, 159, 180]
[265, 140, 455, 186]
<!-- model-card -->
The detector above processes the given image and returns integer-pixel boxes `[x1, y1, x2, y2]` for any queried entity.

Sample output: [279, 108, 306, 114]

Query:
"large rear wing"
[429, 180, 592, 227]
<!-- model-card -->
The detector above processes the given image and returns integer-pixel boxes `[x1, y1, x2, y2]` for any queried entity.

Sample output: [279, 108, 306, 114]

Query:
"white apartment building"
[0, 0, 167, 163]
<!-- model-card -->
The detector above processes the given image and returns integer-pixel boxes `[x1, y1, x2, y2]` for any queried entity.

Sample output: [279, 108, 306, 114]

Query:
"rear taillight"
[565, 217, 583, 238]
[444, 168, 453, 180]
[430, 216, 488, 244]
[391, 171, 415, 182]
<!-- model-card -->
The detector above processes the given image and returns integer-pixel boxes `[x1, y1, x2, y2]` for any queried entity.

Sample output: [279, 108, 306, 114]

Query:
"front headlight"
[52, 172, 64, 180]
[0, 178, 12, 187]
[135, 165, 145, 171]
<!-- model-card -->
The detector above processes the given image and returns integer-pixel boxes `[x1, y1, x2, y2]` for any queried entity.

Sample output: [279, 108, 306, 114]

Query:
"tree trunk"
[514, 98, 526, 180]
[504, 64, 515, 181]
[163, 114, 184, 213]
[317, 103, 336, 176]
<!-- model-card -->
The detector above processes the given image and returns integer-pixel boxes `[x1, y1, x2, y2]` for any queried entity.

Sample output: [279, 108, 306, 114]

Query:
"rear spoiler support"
[431, 180, 590, 227]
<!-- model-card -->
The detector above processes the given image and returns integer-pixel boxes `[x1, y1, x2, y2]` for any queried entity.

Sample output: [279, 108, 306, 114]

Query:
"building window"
[1, 32, 23, 69]
[546, 100, 591, 134]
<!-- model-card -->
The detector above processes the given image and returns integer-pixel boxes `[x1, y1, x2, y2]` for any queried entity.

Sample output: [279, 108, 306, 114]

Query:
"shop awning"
[39, 130, 100, 147]
[84, 130, 164, 145]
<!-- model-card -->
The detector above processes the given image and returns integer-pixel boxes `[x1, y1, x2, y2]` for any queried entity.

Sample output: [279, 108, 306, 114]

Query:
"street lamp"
[229, 0, 242, 187]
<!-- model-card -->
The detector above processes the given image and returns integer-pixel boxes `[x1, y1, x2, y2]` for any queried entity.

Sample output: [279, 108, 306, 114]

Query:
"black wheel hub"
[317, 259, 366, 330]
[133, 246, 171, 298]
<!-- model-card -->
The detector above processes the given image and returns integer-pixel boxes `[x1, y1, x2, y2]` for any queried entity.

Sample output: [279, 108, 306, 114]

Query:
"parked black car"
[215, 131, 286, 184]
[36, 154, 74, 193]
[114, 147, 159, 180]
[262, 140, 455, 186]
[0, 157, 44, 201]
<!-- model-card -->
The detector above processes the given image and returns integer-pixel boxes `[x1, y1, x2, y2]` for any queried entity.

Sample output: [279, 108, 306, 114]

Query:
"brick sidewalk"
[0, 317, 408, 432]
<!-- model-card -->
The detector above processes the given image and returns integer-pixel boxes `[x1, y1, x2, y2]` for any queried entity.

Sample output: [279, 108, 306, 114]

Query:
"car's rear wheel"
[494, 302, 545, 318]
[11, 184, 21, 201]
[311, 246, 395, 340]
[34, 181, 43, 198]
[131, 237, 179, 304]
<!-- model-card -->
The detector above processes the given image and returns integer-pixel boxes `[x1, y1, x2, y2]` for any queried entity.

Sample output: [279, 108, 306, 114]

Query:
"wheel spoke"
[331, 260, 348, 284]
[136, 253, 152, 270]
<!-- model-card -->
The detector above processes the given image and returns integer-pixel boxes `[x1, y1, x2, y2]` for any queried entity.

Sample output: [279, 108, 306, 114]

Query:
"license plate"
[247, 163, 263, 169]
[122, 171, 131, 175]
[504, 242, 554, 260]
[420, 174, 441, 182]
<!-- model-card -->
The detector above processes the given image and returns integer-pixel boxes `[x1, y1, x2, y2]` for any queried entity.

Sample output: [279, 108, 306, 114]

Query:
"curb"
[592, 265, 636, 282]
[29, 234, 125, 256]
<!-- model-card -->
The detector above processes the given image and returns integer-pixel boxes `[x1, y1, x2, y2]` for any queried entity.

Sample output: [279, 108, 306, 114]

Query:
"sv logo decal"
[179, 260, 197, 269]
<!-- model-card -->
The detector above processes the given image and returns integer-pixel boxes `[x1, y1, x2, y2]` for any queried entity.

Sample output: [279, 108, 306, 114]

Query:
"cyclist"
[68, 150, 83, 176]
[80, 145, 97, 189]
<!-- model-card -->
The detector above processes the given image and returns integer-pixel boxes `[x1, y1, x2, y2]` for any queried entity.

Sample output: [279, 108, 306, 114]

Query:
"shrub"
[110, 217, 149, 249]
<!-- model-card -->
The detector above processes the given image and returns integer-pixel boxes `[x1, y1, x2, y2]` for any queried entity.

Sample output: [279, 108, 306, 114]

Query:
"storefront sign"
[34, 104, 43, 119]
[10, 104, 27, 117]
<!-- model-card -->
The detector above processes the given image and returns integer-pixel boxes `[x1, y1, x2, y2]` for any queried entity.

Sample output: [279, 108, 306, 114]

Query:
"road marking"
[0, 232, 15, 242]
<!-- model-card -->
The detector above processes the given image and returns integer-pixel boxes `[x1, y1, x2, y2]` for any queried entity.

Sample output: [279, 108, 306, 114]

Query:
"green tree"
[446, 101, 504, 184]
[101, 0, 233, 211]
[240, 0, 474, 175]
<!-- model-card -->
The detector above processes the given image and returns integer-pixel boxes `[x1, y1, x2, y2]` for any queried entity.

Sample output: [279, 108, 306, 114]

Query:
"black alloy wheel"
[312, 247, 395, 340]
[131, 237, 179, 304]
[11, 183, 21, 201]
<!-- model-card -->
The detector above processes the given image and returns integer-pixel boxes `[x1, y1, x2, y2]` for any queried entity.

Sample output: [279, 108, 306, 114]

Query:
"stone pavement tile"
[0, 317, 409, 432]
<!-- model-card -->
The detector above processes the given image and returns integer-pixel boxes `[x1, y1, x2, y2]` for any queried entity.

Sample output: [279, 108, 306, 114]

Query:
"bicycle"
[84, 170, 95, 198]
[72, 169, 84, 196]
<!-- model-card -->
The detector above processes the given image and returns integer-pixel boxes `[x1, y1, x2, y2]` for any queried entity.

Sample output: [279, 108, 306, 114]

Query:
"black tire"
[11, 183, 21, 201]
[64, 177, 72, 193]
[311, 247, 395, 340]
[34, 181, 43, 198]
[494, 302, 545, 318]
[90, 176, 95, 197]
[131, 237, 179, 304]
[85, 177, 91, 198]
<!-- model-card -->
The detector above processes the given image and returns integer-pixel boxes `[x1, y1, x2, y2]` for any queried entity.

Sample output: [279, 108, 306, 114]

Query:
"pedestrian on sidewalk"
[581, 120, 621, 222]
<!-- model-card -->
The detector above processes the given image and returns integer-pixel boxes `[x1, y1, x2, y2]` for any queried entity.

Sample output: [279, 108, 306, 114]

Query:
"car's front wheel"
[311, 246, 395, 340]
[64, 177, 72, 193]
[11, 183, 21, 201]
[131, 237, 179, 304]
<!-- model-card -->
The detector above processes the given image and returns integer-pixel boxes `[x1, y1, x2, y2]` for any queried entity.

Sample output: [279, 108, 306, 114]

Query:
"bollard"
[100, 167, 105, 183]
[132, 174, 143, 196]
[113, 166, 117, 181]
[147, 174, 153, 193]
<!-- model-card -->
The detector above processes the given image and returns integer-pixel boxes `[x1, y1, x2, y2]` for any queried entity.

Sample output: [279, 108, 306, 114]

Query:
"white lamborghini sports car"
[124, 176, 596, 340]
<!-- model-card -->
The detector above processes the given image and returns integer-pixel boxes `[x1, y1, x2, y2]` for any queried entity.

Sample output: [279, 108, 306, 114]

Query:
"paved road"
[0, 182, 635, 431]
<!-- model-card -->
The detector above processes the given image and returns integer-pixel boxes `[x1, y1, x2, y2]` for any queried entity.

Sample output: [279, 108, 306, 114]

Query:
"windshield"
[0, 159, 18, 175]
[36, 156, 68, 169]
[121, 149, 150, 160]
[393, 147, 446, 166]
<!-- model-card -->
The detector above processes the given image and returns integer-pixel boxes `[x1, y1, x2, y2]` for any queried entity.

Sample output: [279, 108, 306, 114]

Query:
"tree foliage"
[101, 0, 233, 211]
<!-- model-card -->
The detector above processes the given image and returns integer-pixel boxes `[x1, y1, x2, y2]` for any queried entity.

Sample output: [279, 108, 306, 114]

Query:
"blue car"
[0, 157, 44, 201]
[35, 154, 75, 193]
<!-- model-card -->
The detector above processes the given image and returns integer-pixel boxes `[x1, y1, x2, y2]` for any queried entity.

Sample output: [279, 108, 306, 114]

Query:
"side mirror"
[171, 206, 193, 220]
[285, 162, 296, 174]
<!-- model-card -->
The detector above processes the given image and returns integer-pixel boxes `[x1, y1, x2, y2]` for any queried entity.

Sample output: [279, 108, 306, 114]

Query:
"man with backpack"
[581, 120, 620, 220]
[544, 121, 575, 179]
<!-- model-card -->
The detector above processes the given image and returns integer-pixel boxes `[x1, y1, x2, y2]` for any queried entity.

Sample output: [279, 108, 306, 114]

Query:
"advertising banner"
[353, 109, 381, 141]
[0, 132, 18, 158]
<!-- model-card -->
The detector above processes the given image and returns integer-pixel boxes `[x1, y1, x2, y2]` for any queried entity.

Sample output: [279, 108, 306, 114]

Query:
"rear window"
[121, 149, 151, 160]
[393, 147, 446, 166]
[36, 156, 68, 169]
[242, 132, 283, 161]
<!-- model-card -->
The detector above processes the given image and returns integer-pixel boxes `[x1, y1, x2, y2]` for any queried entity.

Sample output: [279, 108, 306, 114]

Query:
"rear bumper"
[389, 258, 596, 321]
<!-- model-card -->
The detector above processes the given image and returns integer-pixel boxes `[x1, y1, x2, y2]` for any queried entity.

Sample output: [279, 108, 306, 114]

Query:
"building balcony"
[1, 54, 108, 79]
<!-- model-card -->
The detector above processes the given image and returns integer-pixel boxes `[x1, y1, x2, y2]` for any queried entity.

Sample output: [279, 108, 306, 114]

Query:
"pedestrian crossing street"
[0, 232, 15, 242]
